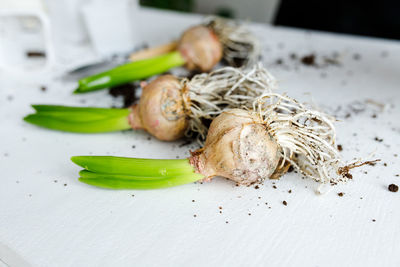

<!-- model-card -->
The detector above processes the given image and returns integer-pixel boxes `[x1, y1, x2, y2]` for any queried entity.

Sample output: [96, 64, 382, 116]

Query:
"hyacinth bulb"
[178, 25, 223, 72]
[129, 75, 188, 141]
[190, 109, 280, 185]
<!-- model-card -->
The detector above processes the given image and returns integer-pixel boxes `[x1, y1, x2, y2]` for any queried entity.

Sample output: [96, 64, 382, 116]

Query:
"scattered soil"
[179, 139, 192, 147]
[40, 86, 47, 92]
[337, 192, 344, 197]
[388, 184, 398, 192]
[282, 200, 287, 206]
[337, 144, 343, 151]
[26, 51, 46, 58]
[353, 53, 361, 60]
[108, 83, 139, 108]
[301, 54, 316, 66]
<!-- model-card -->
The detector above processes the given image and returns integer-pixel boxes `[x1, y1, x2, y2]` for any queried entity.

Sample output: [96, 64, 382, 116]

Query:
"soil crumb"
[109, 83, 139, 108]
[388, 184, 398, 192]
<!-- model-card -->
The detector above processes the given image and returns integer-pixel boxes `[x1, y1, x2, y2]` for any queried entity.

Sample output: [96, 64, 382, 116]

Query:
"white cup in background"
[81, 0, 140, 57]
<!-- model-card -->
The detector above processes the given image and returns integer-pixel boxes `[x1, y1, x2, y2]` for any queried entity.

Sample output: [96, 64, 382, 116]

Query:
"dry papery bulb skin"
[205, 17, 260, 67]
[190, 109, 280, 185]
[178, 25, 223, 72]
[129, 75, 188, 141]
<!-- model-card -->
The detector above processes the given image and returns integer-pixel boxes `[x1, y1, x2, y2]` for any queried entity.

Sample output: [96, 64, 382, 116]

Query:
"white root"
[205, 17, 260, 67]
[182, 64, 278, 143]
[253, 93, 349, 184]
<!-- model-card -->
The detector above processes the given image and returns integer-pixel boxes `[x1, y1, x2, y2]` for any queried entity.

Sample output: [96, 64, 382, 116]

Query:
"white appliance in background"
[0, 0, 55, 75]
[81, 0, 140, 57]
[43, 0, 90, 44]
[0, 0, 141, 75]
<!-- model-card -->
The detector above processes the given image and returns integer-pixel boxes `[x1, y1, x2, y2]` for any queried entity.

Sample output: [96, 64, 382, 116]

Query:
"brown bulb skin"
[190, 109, 280, 185]
[178, 25, 223, 72]
[129, 75, 189, 141]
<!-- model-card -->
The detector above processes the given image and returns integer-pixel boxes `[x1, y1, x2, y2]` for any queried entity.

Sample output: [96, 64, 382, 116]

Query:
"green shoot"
[24, 105, 131, 133]
[74, 51, 186, 94]
[71, 156, 203, 189]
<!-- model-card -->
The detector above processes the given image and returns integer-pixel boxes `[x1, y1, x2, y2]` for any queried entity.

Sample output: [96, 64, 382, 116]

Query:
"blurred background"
[1, 0, 399, 75]
[142, 0, 400, 40]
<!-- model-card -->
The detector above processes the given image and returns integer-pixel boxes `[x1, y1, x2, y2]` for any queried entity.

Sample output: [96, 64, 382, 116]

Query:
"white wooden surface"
[0, 8, 399, 267]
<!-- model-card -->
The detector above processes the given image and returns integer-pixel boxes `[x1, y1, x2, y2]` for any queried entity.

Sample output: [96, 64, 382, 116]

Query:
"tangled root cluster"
[253, 93, 349, 184]
[182, 64, 278, 142]
[205, 17, 260, 67]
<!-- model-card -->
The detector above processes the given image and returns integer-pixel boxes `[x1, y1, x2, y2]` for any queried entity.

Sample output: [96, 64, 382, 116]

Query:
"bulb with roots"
[73, 93, 378, 190]
[190, 109, 280, 185]
[127, 64, 277, 142]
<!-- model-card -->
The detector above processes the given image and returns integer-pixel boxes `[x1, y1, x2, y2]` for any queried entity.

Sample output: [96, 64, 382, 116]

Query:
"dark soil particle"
[132, 145, 136, 149]
[287, 165, 294, 173]
[383, 163, 387, 167]
[147, 137, 151, 141]
[337, 192, 344, 197]
[374, 137, 383, 142]
[353, 53, 361, 60]
[337, 144, 343, 151]
[282, 201, 287, 206]
[192, 200, 195, 202]
[54, 180, 57, 183]
[272, 185, 277, 189]
[26, 51, 46, 57]
[40, 86, 47, 92]
[371, 114, 377, 118]
[179, 140, 192, 147]
[301, 54, 316, 66]
[193, 214, 197, 217]
[131, 194, 135, 197]
[64, 184, 67, 186]
[288, 190, 292, 194]
[372, 219, 376, 222]
[248, 213, 251, 216]
[108, 83, 139, 108]
[254, 185, 259, 189]
[388, 184, 398, 192]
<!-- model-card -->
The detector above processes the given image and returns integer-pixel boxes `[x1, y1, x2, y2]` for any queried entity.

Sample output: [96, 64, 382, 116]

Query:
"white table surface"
[0, 8, 399, 267]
